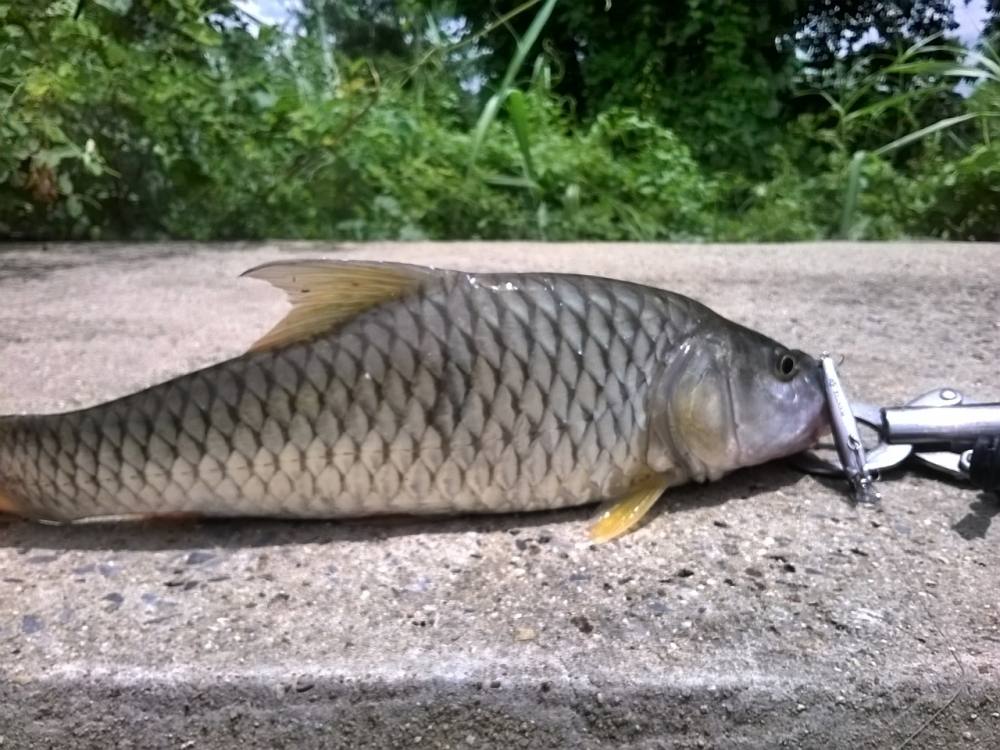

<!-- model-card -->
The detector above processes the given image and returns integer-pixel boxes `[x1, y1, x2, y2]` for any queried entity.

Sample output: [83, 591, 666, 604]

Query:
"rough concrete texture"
[0, 241, 998, 749]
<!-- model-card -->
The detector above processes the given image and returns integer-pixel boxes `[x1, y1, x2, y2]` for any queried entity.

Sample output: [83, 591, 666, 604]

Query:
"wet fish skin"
[0, 263, 827, 526]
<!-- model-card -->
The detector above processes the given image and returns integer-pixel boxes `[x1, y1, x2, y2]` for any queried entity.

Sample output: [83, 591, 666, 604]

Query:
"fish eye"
[775, 352, 798, 380]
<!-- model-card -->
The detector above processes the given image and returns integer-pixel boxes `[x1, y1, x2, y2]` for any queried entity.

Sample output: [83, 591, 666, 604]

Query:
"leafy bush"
[711, 147, 923, 242]
[1, 0, 998, 242]
[915, 142, 1000, 239]
[257, 94, 712, 241]
[2, 0, 712, 243]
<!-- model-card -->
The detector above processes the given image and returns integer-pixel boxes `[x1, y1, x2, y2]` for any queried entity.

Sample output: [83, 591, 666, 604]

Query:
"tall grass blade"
[482, 173, 539, 190]
[960, 48, 1000, 79]
[496, 0, 557, 94]
[468, 0, 558, 170]
[887, 62, 994, 81]
[874, 113, 983, 155]
[897, 31, 945, 62]
[842, 89, 932, 124]
[469, 92, 506, 168]
[506, 89, 537, 183]
[839, 150, 866, 239]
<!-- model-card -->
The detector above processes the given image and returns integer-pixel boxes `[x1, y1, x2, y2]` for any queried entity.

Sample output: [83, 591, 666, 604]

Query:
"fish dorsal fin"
[242, 260, 437, 352]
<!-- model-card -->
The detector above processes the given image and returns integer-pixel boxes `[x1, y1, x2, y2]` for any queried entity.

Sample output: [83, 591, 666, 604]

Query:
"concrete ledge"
[1, 242, 999, 748]
[3, 671, 994, 748]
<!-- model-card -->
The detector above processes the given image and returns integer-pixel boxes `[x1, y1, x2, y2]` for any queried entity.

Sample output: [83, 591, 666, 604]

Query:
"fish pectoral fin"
[587, 475, 672, 543]
[0, 486, 24, 519]
[242, 260, 441, 352]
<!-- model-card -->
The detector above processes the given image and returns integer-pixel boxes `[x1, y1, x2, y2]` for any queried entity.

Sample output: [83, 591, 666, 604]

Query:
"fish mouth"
[808, 415, 832, 444]
[803, 359, 831, 446]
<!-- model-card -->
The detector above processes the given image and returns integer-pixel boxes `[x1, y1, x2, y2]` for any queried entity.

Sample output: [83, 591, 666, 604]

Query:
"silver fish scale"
[0, 272, 710, 521]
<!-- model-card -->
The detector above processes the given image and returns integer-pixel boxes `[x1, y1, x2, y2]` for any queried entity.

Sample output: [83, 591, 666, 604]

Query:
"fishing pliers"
[796, 356, 1000, 503]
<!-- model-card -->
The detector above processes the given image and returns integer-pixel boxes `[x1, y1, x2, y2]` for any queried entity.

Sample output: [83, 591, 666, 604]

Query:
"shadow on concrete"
[901, 466, 999, 540]
[0, 241, 347, 281]
[781, 460, 999, 541]
[0, 463, 806, 553]
[0, 257, 87, 282]
[0, 245, 195, 281]
[952, 492, 1000, 540]
[652, 464, 807, 519]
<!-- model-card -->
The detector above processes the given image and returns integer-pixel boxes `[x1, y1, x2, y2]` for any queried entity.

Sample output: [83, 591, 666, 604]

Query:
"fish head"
[651, 322, 828, 480]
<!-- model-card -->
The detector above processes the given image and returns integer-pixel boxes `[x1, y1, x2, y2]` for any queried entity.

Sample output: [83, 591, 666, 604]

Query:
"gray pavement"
[0, 241, 998, 749]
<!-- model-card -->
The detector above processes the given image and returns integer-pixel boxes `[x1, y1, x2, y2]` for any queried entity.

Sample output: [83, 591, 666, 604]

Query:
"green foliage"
[795, 0, 957, 72]
[0, 0, 245, 238]
[442, 0, 962, 174]
[279, 92, 711, 241]
[0, 0, 709, 241]
[478, 101, 710, 240]
[447, 0, 804, 174]
[710, 144, 924, 242]
[917, 142, 1000, 240]
[468, 0, 557, 172]
[0, 0, 998, 242]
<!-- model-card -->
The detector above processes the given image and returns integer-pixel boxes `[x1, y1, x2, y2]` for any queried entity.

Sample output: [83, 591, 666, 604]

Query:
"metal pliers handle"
[875, 396, 1000, 489]
[796, 359, 1000, 499]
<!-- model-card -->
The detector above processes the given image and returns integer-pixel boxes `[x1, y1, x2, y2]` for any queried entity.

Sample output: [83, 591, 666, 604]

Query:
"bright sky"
[235, 0, 992, 44]
[955, 0, 990, 43]
[236, 0, 298, 25]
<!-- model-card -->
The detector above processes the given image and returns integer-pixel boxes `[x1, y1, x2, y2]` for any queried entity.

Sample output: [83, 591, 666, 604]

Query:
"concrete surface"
[0, 241, 998, 749]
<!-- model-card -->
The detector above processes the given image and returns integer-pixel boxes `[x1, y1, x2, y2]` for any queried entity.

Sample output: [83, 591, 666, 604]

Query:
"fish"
[0, 260, 828, 541]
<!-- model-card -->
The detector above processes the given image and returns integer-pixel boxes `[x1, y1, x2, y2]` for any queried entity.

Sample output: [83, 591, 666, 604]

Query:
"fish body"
[0, 261, 827, 537]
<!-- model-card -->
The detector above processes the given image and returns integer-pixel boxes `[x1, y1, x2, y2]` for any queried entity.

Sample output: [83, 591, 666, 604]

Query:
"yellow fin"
[242, 260, 436, 352]
[587, 475, 671, 543]
[0, 485, 24, 518]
